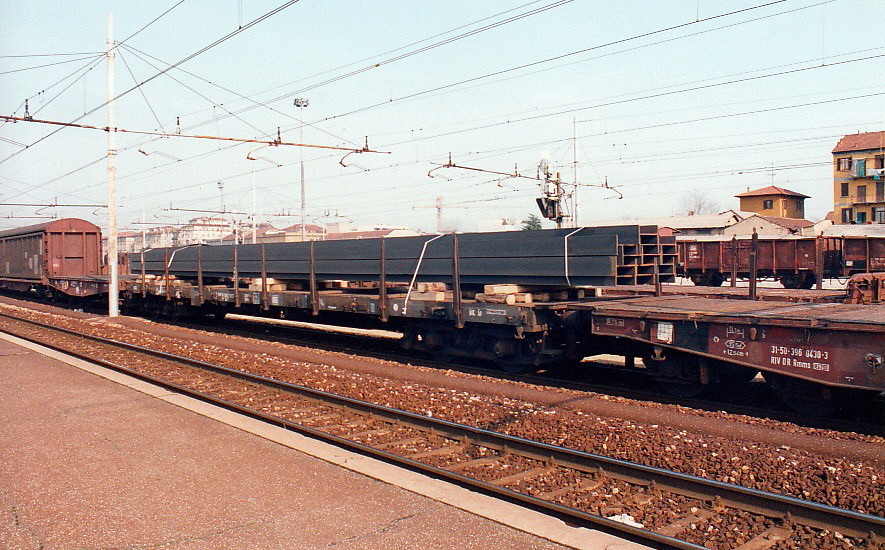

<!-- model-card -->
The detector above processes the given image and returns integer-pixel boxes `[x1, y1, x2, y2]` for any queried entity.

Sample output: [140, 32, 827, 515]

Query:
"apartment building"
[832, 131, 885, 224]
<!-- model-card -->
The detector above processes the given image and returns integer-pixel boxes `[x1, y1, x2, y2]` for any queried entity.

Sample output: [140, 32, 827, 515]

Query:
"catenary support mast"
[106, 14, 119, 317]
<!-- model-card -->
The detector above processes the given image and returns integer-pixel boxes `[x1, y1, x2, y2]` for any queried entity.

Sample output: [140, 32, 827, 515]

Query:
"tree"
[679, 190, 719, 216]
[521, 214, 543, 231]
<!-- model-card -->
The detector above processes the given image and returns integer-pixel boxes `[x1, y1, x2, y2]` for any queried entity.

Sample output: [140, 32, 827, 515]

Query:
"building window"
[858, 185, 867, 203]
[838, 157, 852, 171]
[877, 181, 884, 202]
[876, 155, 884, 170]
[841, 208, 853, 223]
[762, 199, 773, 210]
[857, 211, 867, 224]
[874, 207, 885, 224]
[840, 183, 849, 197]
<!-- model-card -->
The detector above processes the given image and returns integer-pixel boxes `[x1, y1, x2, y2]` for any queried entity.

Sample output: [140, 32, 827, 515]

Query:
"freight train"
[0, 218, 882, 413]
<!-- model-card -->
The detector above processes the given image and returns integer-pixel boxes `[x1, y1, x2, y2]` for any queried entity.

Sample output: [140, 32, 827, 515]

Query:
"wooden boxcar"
[0, 218, 105, 297]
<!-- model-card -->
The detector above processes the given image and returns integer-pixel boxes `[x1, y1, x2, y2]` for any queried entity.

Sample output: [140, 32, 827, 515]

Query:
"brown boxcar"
[0, 218, 104, 297]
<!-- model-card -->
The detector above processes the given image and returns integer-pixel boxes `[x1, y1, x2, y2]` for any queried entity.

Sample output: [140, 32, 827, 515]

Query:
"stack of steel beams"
[132, 226, 675, 288]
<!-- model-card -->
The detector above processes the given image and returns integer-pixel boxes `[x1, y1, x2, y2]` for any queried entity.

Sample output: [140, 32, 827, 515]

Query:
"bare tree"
[678, 190, 719, 216]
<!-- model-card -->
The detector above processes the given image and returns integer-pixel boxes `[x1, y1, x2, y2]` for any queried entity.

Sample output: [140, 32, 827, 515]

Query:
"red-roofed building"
[832, 131, 885, 224]
[734, 186, 809, 219]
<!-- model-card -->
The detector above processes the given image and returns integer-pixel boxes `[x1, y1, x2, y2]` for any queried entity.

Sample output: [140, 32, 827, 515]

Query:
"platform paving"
[0, 333, 646, 549]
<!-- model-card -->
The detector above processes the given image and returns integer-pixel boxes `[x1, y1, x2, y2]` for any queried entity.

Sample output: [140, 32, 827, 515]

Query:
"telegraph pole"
[572, 117, 579, 227]
[294, 98, 309, 240]
[106, 14, 119, 317]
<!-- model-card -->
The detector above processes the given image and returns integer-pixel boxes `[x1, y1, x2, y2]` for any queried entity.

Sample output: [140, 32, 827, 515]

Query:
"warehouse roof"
[734, 185, 809, 199]
[832, 131, 885, 154]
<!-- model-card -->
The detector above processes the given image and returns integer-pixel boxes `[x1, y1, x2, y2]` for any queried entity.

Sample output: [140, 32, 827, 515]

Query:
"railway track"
[1, 312, 882, 550]
[170, 313, 885, 437]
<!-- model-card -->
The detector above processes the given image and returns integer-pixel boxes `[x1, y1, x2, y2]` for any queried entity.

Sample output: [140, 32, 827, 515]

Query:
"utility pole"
[572, 117, 579, 228]
[106, 13, 119, 317]
[251, 170, 257, 244]
[294, 98, 309, 241]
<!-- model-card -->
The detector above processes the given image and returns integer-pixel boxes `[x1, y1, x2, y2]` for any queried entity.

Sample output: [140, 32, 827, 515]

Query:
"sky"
[1, 0, 883, 234]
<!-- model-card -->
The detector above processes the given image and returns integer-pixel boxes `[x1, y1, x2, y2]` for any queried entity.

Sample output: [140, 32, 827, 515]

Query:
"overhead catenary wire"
[376, 53, 885, 150]
[0, 0, 302, 166]
[42, 74, 881, 205]
[120, 43, 362, 148]
[5, 0, 843, 198]
[116, 48, 166, 132]
[6, 2, 876, 231]
[0, 54, 104, 76]
[153, 0, 799, 143]
[117, 44, 267, 137]
[1, 0, 186, 129]
[327, 0, 825, 124]
[0, 114, 389, 154]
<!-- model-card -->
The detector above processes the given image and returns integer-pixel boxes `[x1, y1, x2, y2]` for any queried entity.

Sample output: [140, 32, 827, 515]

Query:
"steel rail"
[1, 312, 882, 548]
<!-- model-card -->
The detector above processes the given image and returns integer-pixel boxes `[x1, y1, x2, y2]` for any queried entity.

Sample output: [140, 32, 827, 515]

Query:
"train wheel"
[432, 352, 456, 364]
[763, 372, 837, 416]
[779, 273, 815, 290]
[799, 273, 816, 290]
[690, 272, 724, 287]
[706, 272, 725, 287]
[643, 352, 706, 397]
[496, 360, 537, 375]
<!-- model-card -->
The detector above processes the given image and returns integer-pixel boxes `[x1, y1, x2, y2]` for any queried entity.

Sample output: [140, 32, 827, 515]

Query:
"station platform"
[0, 333, 645, 549]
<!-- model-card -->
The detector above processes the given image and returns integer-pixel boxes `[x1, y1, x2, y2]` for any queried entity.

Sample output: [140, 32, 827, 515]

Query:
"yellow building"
[734, 185, 808, 219]
[832, 131, 885, 224]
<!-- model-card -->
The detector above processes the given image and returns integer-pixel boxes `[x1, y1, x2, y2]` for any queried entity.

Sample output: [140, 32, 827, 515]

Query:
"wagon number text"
[769, 346, 830, 371]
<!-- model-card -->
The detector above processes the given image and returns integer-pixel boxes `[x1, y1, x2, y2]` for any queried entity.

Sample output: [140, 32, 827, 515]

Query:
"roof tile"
[734, 185, 809, 198]
[832, 131, 885, 154]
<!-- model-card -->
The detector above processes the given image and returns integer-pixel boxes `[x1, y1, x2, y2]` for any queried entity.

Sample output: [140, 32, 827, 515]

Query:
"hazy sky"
[1, 0, 883, 232]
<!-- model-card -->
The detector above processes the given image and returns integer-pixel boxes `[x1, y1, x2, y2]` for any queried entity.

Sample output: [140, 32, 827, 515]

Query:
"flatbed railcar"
[0, 218, 113, 298]
[124, 232, 885, 412]
[676, 235, 885, 288]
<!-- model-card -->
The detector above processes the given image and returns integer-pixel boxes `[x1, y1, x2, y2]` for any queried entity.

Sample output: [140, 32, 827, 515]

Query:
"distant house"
[277, 223, 326, 242]
[724, 214, 813, 237]
[734, 186, 808, 219]
[221, 222, 279, 245]
[177, 217, 231, 245]
[832, 131, 885, 224]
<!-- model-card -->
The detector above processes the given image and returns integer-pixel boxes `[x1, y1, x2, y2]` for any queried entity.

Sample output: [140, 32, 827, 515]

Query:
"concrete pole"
[106, 13, 119, 317]
[299, 119, 306, 241]
[251, 169, 257, 244]
[572, 117, 579, 227]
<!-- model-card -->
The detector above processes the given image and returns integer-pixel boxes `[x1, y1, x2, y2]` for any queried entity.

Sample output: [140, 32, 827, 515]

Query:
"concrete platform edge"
[0, 331, 647, 550]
